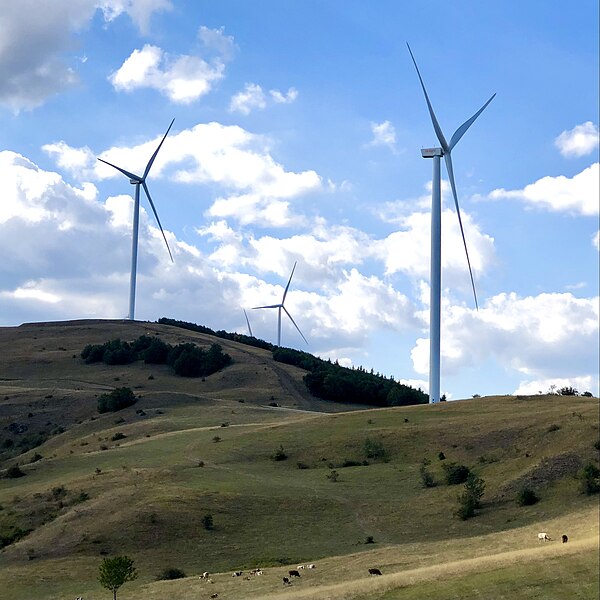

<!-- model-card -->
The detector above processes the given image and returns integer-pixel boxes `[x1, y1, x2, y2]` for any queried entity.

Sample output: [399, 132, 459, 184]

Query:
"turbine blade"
[444, 153, 478, 309]
[97, 158, 141, 182]
[449, 93, 496, 150]
[407, 43, 449, 152]
[282, 306, 308, 345]
[143, 118, 175, 180]
[243, 309, 253, 337]
[252, 304, 280, 310]
[142, 181, 173, 262]
[282, 261, 297, 304]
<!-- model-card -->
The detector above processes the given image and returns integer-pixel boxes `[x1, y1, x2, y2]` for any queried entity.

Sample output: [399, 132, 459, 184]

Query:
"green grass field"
[0, 320, 598, 600]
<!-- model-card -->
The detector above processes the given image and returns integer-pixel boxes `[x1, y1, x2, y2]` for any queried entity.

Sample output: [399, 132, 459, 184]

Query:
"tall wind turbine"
[407, 44, 495, 403]
[252, 262, 308, 347]
[98, 119, 175, 321]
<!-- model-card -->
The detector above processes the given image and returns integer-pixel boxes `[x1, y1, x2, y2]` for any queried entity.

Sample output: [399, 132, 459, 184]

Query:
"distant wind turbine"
[407, 44, 495, 403]
[243, 308, 253, 337]
[252, 262, 308, 347]
[97, 119, 175, 320]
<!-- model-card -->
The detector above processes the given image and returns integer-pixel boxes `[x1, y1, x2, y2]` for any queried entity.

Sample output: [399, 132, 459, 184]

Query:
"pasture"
[0, 320, 598, 599]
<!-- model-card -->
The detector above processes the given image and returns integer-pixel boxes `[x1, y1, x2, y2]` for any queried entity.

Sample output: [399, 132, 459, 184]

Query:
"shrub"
[157, 567, 186, 580]
[546, 424, 561, 433]
[455, 493, 476, 520]
[111, 432, 127, 441]
[582, 391, 593, 397]
[342, 459, 363, 468]
[558, 386, 579, 396]
[419, 461, 436, 488]
[578, 463, 600, 495]
[143, 338, 171, 364]
[364, 438, 388, 461]
[201, 514, 213, 530]
[29, 453, 43, 463]
[365, 536, 375, 544]
[212, 436, 221, 443]
[271, 445, 288, 461]
[594, 439, 600, 451]
[4, 464, 25, 478]
[442, 462, 471, 485]
[517, 487, 539, 506]
[97, 387, 137, 413]
[327, 470, 339, 482]
[438, 451, 446, 461]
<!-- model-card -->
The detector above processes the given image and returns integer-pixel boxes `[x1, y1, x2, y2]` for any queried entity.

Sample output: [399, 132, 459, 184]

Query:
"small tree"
[455, 474, 485, 520]
[578, 463, 600, 495]
[443, 462, 471, 485]
[99, 555, 137, 600]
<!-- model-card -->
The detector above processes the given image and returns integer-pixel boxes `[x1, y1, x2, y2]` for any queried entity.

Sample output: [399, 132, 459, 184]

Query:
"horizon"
[0, 1, 598, 399]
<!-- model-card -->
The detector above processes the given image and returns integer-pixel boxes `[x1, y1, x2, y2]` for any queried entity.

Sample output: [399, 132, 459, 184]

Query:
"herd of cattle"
[72, 532, 570, 599]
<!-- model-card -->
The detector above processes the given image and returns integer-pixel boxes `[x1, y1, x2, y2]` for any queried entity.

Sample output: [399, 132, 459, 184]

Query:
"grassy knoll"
[0, 320, 598, 600]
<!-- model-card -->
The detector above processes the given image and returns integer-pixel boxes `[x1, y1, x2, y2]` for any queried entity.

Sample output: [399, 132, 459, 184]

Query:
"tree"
[99, 555, 137, 600]
[455, 474, 485, 520]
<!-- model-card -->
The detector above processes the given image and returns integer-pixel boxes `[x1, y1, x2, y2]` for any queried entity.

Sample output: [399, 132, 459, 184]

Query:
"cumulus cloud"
[230, 84, 298, 114]
[110, 40, 228, 103]
[229, 83, 266, 114]
[514, 377, 597, 396]
[368, 121, 397, 150]
[487, 163, 599, 216]
[0, 0, 171, 111]
[410, 292, 599, 395]
[554, 122, 599, 158]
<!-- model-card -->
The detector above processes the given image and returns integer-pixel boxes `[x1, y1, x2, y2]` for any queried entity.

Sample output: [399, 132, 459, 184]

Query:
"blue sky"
[1, 1, 598, 399]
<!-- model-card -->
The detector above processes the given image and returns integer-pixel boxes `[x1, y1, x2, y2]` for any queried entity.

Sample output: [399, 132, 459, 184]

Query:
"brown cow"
[289, 569, 301, 578]
[562, 534, 568, 543]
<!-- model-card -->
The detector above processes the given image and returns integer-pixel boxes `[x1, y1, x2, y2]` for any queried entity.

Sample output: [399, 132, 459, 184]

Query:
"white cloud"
[0, 0, 171, 111]
[270, 87, 298, 104]
[197, 25, 236, 60]
[230, 84, 298, 114]
[593, 231, 600, 250]
[514, 376, 597, 396]
[110, 43, 226, 103]
[368, 121, 397, 150]
[42, 141, 96, 177]
[229, 83, 267, 114]
[488, 163, 599, 216]
[554, 122, 599, 158]
[411, 292, 599, 392]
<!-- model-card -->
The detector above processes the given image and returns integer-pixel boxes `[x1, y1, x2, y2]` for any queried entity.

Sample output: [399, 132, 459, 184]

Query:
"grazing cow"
[537, 532, 550, 542]
[289, 569, 301, 577]
[282, 577, 291, 585]
[368, 568, 382, 576]
[255, 569, 263, 576]
[296, 564, 305, 570]
[200, 572, 210, 579]
[307, 564, 316, 569]
[562, 534, 569, 543]
[210, 594, 219, 599]
[232, 570, 243, 577]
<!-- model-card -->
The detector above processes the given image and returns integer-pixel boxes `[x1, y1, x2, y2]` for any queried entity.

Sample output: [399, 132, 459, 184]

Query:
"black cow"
[368, 567, 382, 576]
[562, 534, 569, 543]
[289, 569, 301, 577]
[282, 577, 291, 585]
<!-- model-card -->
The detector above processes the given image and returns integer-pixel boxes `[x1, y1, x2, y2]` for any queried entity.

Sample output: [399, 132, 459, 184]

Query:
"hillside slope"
[0, 320, 598, 600]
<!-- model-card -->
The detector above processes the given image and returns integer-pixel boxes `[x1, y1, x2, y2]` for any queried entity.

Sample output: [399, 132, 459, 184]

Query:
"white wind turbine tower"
[97, 119, 175, 321]
[243, 308, 254, 337]
[407, 44, 495, 404]
[252, 262, 308, 347]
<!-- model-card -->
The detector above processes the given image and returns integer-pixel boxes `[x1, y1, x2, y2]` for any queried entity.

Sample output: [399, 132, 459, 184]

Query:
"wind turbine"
[407, 44, 495, 404]
[97, 119, 175, 321]
[243, 308, 254, 337]
[252, 262, 308, 347]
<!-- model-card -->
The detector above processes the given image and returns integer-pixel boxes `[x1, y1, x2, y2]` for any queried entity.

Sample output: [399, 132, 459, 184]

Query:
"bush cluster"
[443, 462, 471, 485]
[97, 387, 137, 414]
[455, 473, 485, 520]
[82, 336, 231, 378]
[517, 487, 539, 506]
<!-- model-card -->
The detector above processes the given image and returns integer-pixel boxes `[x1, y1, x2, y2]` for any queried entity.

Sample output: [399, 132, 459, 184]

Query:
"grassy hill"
[0, 320, 598, 600]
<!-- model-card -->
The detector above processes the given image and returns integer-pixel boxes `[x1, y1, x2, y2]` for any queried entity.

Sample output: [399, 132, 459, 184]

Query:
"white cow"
[307, 564, 316, 569]
[538, 532, 550, 541]
[200, 572, 210, 579]
[297, 564, 305, 570]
